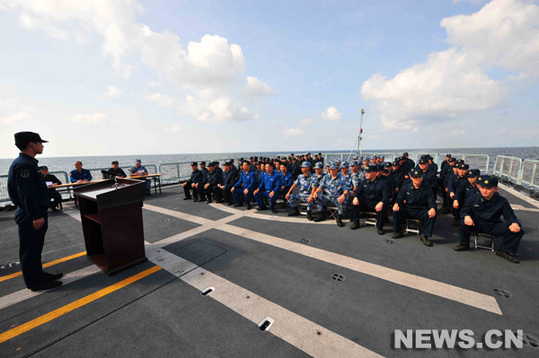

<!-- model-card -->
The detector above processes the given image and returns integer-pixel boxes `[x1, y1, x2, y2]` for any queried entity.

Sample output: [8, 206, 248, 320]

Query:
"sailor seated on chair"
[203, 162, 223, 204]
[448, 163, 469, 227]
[454, 175, 524, 263]
[392, 169, 437, 247]
[312, 163, 350, 227]
[254, 162, 281, 213]
[286, 161, 315, 219]
[453, 169, 480, 213]
[231, 161, 257, 209]
[350, 165, 390, 234]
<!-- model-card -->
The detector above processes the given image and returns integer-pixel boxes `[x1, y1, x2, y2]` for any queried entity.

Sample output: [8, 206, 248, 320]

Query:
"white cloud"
[283, 127, 305, 137]
[148, 80, 162, 87]
[143, 92, 179, 107]
[321, 106, 342, 121]
[301, 118, 314, 125]
[245, 76, 274, 95]
[1, 0, 260, 122]
[100, 85, 123, 99]
[186, 95, 259, 122]
[18, 13, 68, 40]
[71, 113, 106, 124]
[165, 123, 182, 133]
[0, 98, 33, 124]
[361, 0, 539, 130]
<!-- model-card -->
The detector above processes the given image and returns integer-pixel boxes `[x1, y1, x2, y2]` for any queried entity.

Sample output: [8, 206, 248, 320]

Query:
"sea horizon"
[1, 146, 538, 176]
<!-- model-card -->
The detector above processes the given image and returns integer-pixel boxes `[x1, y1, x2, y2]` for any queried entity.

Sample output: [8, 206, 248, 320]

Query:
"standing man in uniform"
[8, 132, 63, 291]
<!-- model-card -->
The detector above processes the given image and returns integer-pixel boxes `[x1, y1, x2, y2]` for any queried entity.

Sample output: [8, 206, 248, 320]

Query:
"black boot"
[336, 215, 345, 227]
[288, 207, 300, 216]
[307, 210, 314, 221]
[313, 210, 326, 222]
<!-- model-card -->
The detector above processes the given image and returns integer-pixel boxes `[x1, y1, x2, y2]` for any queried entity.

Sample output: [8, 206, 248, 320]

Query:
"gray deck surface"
[0, 185, 538, 357]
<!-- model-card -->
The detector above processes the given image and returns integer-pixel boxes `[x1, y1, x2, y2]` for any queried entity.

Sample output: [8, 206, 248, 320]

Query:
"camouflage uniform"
[288, 173, 315, 210]
[316, 172, 350, 215]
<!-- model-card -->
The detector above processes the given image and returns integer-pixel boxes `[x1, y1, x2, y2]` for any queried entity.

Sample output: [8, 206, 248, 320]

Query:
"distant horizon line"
[0, 145, 536, 160]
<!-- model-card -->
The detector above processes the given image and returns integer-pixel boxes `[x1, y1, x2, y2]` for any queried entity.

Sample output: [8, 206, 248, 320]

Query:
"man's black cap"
[39, 166, 48, 171]
[112, 161, 119, 165]
[191, 162, 198, 166]
[15, 131, 48, 146]
[199, 161, 206, 165]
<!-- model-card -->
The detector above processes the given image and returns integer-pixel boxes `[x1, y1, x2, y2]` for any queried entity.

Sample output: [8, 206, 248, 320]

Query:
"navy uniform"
[402, 152, 415, 173]
[314, 163, 351, 226]
[40, 166, 63, 211]
[102, 161, 127, 179]
[448, 163, 469, 225]
[233, 164, 257, 208]
[287, 162, 315, 219]
[254, 167, 282, 212]
[220, 162, 239, 204]
[204, 162, 224, 203]
[183, 162, 204, 201]
[8, 132, 62, 291]
[454, 169, 480, 210]
[454, 176, 524, 263]
[392, 169, 437, 246]
[350, 165, 390, 233]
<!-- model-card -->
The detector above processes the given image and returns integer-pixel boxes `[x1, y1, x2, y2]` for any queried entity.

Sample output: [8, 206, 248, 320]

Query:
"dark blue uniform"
[459, 193, 524, 254]
[70, 168, 92, 182]
[254, 170, 282, 210]
[43, 173, 63, 210]
[393, 181, 437, 237]
[204, 169, 224, 203]
[233, 170, 257, 205]
[8, 153, 51, 289]
[222, 167, 239, 204]
[184, 169, 204, 200]
[352, 177, 390, 230]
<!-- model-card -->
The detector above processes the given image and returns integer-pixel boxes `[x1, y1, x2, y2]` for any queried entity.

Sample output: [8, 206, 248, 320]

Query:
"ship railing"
[493, 156, 522, 186]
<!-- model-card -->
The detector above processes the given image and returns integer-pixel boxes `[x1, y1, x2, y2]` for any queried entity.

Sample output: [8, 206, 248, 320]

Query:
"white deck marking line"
[151, 248, 382, 358]
[498, 186, 539, 209]
[143, 203, 213, 225]
[208, 203, 336, 225]
[0, 265, 101, 310]
[511, 204, 539, 212]
[217, 224, 502, 315]
[68, 204, 503, 315]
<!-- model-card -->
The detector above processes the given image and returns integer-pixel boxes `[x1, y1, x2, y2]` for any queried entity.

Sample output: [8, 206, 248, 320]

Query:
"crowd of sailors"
[183, 152, 524, 264]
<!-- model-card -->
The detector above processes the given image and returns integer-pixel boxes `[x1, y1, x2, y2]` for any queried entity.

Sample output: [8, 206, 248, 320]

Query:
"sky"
[1, 0, 538, 158]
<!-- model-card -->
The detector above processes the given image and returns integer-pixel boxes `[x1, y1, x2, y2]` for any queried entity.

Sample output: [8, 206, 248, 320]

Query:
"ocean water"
[1, 147, 538, 175]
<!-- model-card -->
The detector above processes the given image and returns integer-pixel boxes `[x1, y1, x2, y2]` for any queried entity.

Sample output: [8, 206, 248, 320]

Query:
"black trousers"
[393, 206, 435, 237]
[16, 208, 48, 288]
[49, 190, 62, 208]
[223, 184, 234, 203]
[184, 181, 204, 200]
[351, 197, 386, 230]
[204, 185, 223, 202]
[460, 220, 524, 254]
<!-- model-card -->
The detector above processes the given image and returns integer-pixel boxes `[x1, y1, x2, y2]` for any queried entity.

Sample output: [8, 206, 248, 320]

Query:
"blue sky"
[1, 0, 538, 158]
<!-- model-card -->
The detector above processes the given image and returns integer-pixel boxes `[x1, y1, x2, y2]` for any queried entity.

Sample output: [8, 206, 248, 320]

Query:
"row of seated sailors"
[183, 154, 524, 264]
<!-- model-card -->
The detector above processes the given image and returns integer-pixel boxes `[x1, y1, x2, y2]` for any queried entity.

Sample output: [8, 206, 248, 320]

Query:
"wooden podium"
[75, 178, 147, 275]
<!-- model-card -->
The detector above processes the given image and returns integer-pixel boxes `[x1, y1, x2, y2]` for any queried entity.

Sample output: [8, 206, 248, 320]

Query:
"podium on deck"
[75, 178, 147, 275]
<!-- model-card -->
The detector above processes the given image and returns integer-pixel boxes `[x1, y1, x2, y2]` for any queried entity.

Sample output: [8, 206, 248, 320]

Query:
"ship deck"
[1, 184, 538, 357]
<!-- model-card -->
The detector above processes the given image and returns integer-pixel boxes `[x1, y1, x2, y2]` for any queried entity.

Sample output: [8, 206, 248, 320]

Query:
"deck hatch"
[331, 273, 346, 282]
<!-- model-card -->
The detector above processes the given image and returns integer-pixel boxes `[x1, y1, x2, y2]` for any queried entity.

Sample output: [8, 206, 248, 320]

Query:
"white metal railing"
[493, 156, 522, 185]
[520, 159, 539, 192]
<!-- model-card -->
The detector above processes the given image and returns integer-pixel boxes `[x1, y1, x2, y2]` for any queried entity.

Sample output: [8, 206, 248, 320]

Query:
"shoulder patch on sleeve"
[20, 169, 30, 178]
